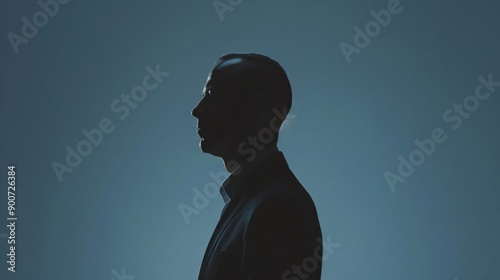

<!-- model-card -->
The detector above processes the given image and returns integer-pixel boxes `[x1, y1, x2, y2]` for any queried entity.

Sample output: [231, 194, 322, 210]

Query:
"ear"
[243, 93, 266, 120]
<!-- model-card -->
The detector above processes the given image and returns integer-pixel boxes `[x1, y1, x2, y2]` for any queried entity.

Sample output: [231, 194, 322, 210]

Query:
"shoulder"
[245, 188, 317, 230]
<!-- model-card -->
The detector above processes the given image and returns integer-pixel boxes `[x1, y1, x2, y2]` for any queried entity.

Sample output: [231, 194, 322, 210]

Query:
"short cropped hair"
[214, 53, 292, 118]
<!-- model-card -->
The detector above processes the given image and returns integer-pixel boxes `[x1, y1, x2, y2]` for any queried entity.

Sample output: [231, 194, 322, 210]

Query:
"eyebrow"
[202, 88, 211, 95]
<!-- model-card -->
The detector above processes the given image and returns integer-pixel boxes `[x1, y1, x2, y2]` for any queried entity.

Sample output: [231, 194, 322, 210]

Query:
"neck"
[220, 145, 277, 173]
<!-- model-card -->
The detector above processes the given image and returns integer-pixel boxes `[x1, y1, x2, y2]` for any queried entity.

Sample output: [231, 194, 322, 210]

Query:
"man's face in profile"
[192, 58, 248, 157]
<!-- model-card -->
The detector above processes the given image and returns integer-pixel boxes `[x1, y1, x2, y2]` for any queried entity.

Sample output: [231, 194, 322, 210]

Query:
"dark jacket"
[198, 151, 323, 280]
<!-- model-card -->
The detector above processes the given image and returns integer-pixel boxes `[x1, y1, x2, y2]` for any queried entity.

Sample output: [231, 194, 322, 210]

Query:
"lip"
[197, 127, 204, 137]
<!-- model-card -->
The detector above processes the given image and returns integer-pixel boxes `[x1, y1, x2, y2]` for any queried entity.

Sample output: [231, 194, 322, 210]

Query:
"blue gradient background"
[1, 0, 499, 279]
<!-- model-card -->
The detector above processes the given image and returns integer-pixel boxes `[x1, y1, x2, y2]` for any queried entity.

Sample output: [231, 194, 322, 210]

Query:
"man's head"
[192, 53, 292, 159]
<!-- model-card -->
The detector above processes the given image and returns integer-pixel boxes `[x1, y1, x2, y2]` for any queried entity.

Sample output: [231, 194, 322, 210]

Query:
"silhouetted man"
[192, 53, 322, 280]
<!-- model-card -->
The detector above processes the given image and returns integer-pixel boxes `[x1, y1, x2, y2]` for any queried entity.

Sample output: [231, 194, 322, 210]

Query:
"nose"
[192, 101, 203, 119]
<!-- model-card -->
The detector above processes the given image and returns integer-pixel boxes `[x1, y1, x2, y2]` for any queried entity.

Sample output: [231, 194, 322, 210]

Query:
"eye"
[206, 89, 215, 101]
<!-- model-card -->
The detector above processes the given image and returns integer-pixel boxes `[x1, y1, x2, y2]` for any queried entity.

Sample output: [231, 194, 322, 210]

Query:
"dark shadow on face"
[192, 53, 292, 161]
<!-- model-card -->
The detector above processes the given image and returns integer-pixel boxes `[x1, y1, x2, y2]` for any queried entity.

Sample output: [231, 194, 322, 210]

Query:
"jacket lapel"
[198, 195, 248, 279]
[198, 152, 287, 279]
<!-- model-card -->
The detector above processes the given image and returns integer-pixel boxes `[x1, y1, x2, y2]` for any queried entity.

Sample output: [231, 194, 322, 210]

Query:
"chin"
[199, 138, 216, 154]
[199, 138, 225, 157]
[199, 139, 211, 153]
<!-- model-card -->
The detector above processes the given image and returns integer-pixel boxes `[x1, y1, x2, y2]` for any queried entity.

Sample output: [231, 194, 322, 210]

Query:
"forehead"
[204, 58, 244, 90]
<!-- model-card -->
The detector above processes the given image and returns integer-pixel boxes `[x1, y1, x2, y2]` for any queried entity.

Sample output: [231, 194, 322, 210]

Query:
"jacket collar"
[199, 148, 289, 279]
[220, 145, 279, 204]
